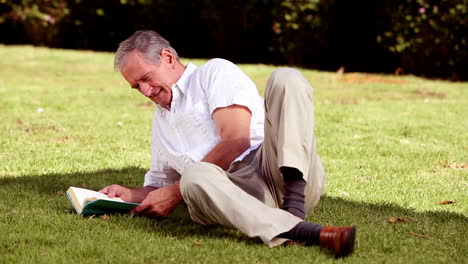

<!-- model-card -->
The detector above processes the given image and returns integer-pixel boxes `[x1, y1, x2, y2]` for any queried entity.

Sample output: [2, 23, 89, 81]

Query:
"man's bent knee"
[269, 68, 302, 85]
[267, 68, 312, 96]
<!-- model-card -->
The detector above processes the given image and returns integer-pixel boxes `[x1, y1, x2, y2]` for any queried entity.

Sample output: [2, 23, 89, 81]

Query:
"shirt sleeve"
[144, 166, 179, 188]
[201, 59, 261, 115]
[143, 110, 181, 188]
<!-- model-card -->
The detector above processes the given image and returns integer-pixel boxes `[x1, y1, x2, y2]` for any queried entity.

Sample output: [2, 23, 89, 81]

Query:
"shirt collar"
[174, 63, 197, 96]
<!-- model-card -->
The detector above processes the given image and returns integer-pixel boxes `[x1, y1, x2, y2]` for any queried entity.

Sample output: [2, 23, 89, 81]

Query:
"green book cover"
[66, 186, 139, 215]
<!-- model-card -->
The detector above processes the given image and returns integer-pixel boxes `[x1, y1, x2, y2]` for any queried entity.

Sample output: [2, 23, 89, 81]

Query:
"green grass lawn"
[0, 45, 467, 263]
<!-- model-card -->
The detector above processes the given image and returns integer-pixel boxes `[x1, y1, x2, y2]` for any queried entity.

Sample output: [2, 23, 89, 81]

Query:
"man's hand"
[132, 181, 183, 217]
[98, 184, 156, 204]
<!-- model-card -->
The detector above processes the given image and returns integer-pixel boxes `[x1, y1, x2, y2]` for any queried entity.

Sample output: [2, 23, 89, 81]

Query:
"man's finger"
[148, 210, 161, 218]
[98, 186, 110, 194]
[141, 207, 164, 218]
[107, 185, 122, 198]
[107, 189, 117, 198]
[132, 203, 150, 214]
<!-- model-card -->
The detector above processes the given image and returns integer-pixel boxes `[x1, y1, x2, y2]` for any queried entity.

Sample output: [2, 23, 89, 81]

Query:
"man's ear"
[160, 48, 175, 65]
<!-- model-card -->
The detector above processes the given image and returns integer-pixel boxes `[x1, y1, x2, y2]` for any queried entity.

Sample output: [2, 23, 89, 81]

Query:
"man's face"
[120, 50, 179, 108]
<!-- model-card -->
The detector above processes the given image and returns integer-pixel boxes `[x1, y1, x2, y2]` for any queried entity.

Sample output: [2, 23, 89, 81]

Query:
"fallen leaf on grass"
[388, 217, 405, 223]
[56, 136, 70, 142]
[357, 176, 372, 182]
[408, 232, 427, 238]
[437, 201, 456, 205]
[192, 240, 202, 246]
[436, 161, 467, 169]
[53, 191, 64, 196]
[448, 163, 467, 169]
[387, 217, 419, 223]
[24, 125, 62, 134]
[100, 214, 110, 220]
[339, 73, 407, 84]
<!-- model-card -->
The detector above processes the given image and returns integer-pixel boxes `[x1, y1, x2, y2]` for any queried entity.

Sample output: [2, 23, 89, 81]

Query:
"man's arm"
[202, 104, 252, 170]
[133, 104, 252, 217]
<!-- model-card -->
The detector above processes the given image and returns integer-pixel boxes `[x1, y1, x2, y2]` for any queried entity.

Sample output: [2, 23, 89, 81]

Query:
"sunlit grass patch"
[0, 45, 467, 263]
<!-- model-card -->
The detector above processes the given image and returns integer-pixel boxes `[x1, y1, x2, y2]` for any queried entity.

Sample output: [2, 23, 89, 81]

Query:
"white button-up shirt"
[144, 59, 265, 188]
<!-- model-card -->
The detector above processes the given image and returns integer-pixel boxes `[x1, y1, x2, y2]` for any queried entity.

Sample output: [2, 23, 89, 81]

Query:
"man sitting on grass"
[99, 30, 356, 256]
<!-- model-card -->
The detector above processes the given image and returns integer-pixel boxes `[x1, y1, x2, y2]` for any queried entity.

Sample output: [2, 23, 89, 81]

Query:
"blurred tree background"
[0, 0, 466, 80]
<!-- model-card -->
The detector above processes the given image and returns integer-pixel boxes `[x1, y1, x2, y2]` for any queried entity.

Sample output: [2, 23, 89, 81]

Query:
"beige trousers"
[180, 68, 326, 247]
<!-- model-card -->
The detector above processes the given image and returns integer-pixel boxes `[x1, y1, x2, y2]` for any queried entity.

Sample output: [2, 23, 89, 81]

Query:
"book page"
[70, 187, 127, 205]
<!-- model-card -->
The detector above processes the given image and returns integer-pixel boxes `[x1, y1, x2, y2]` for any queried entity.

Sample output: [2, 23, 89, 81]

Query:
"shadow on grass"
[0, 167, 256, 245]
[1, 167, 467, 251]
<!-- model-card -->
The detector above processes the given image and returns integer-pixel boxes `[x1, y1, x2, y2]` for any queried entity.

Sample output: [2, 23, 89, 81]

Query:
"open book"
[66, 186, 139, 215]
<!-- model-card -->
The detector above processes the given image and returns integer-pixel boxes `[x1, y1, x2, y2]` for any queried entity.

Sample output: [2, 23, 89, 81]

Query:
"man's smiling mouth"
[151, 87, 162, 98]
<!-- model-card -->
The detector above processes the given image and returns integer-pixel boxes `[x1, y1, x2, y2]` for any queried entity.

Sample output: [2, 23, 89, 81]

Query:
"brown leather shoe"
[319, 226, 356, 257]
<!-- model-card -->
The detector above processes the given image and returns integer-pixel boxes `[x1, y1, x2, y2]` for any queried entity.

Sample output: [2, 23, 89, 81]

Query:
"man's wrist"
[129, 186, 157, 203]
[172, 181, 183, 202]
[139, 186, 158, 192]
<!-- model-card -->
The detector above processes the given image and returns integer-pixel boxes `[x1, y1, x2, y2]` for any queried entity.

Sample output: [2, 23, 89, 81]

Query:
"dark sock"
[281, 167, 306, 219]
[278, 221, 324, 245]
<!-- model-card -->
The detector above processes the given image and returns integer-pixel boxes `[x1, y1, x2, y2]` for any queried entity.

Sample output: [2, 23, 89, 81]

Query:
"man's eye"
[143, 76, 150, 81]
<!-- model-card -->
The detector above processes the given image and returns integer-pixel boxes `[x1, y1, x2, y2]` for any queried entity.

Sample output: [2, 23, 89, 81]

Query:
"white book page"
[70, 187, 126, 206]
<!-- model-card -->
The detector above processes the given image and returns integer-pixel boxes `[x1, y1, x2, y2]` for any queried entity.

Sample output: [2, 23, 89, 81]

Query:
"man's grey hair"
[114, 30, 179, 71]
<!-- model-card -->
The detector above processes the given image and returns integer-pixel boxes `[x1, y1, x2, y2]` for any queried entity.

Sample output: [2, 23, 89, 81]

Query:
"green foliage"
[0, 0, 466, 78]
[0, 0, 69, 45]
[271, 0, 326, 65]
[0, 0, 154, 46]
[377, 0, 467, 78]
[0, 0, 69, 24]
[273, 0, 321, 36]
